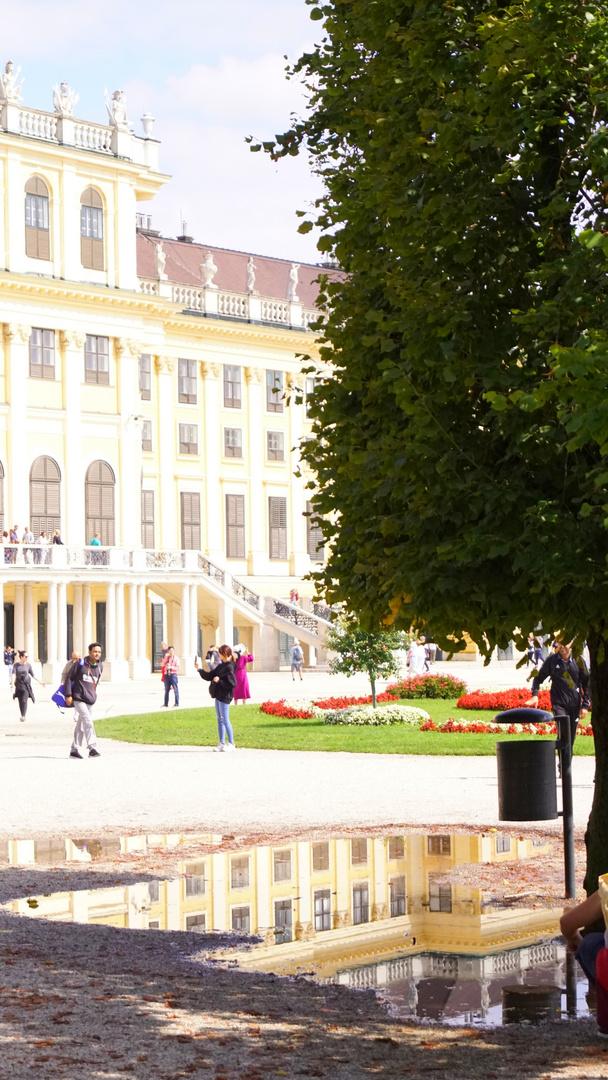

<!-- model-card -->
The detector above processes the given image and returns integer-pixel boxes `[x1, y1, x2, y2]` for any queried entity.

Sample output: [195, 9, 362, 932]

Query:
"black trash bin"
[495, 707, 557, 821]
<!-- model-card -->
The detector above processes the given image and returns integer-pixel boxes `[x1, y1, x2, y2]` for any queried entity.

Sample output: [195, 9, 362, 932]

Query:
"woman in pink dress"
[233, 644, 254, 703]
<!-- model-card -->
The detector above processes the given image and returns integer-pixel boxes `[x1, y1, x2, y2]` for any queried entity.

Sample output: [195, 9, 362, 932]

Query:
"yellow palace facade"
[0, 65, 332, 680]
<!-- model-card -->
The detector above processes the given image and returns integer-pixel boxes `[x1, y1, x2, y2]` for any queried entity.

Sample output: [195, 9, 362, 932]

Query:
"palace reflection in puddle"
[0, 831, 590, 1027]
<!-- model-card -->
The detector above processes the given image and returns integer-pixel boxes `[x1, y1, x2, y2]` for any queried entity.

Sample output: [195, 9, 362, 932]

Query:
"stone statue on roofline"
[155, 241, 167, 281]
[200, 250, 218, 289]
[0, 60, 24, 103]
[104, 87, 129, 129]
[246, 255, 257, 294]
[287, 262, 300, 302]
[53, 81, 79, 117]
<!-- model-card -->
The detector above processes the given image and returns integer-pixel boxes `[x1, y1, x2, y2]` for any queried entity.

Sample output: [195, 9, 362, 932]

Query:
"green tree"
[256, 0, 608, 891]
[325, 618, 406, 706]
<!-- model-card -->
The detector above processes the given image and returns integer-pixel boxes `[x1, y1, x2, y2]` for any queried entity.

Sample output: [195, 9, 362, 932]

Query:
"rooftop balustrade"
[138, 278, 320, 329]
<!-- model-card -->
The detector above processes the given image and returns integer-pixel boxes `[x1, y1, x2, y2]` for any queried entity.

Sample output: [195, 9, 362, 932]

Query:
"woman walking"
[12, 650, 45, 722]
[195, 644, 237, 752]
[233, 643, 254, 704]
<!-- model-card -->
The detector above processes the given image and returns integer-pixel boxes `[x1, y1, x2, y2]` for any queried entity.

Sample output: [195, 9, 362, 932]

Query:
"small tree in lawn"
[326, 618, 406, 707]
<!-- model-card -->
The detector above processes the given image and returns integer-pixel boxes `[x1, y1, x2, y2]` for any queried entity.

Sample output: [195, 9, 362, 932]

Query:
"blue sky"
[3, 0, 325, 262]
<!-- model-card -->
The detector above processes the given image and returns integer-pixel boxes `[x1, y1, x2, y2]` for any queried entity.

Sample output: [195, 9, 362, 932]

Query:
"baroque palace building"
[0, 65, 334, 681]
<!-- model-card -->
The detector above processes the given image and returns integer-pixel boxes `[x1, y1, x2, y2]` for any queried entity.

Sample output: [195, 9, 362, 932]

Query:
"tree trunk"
[370, 676, 377, 708]
[583, 629, 608, 895]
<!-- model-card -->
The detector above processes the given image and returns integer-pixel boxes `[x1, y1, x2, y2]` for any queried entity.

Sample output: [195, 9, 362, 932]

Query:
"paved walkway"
[0, 659, 595, 839]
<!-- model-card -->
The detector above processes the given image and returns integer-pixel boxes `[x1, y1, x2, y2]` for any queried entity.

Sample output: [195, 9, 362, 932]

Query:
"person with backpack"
[64, 642, 103, 759]
[290, 639, 304, 682]
[195, 645, 237, 752]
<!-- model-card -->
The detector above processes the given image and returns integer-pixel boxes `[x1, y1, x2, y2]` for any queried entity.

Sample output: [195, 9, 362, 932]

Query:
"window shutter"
[306, 501, 324, 561]
[141, 490, 154, 548]
[180, 492, 201, 550]
[226, 495, 245, 559]
[85, 460, 115, 545]
[81, 235, 93, 267]
[91, 237, 104, 270]
[25, 226, 39, 258]
[269, 497, 287, 560]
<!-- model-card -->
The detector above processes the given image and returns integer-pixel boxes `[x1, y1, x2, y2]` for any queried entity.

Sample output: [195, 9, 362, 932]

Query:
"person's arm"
[560, 891, 602, 952]
[245, 654, 254, 663]
[64, 661, 78, 702]
[197, 667, 213, 681]
[31, 663, 45, 687]
[527, 656, 553, 704]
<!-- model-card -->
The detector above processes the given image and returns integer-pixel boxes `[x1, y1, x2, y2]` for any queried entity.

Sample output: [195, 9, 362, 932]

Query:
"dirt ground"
[1, 825, 607, 1080]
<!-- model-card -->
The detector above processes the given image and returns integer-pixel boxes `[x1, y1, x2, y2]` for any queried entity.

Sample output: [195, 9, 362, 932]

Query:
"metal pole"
[566, 951, 578, 1018]
[557, 714, 576, 900]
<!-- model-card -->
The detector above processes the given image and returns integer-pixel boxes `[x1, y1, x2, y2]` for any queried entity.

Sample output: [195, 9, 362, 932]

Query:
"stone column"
[24, 584, 34, 658]
[287, 372, 309, 577]
[115, 582, 127, 676]
[219, 600, 233, 650]
[201, 362, 223, 561]
[57, 582, 67, 663]
[155, 356, 176, 547]
[4, 324, 31, 530]
[128, 583, 137, 677]
[106, 582, 116, 660]
[244, 367, 267, 574]
[73, 583, 83, 654]
[43, 581, 59, 682]
[60, 331, 86, 544]
[115, 338, 142, 547]
[137, 584, 147, 662]
[180, 583, 190, 672]
[189, 584, 198, 658]
[14, 583, 24, 651]
[82, 584, 92, 648]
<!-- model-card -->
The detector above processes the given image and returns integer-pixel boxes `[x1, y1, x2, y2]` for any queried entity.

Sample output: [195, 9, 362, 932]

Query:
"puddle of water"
[0, 830, 590, 1027]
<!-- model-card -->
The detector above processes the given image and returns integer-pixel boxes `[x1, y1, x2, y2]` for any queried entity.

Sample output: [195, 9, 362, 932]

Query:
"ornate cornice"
[59, 330, 86, 350]
[244, 366, 263, 383]
[200, 361, 221, 378]
[154, 355, 175, 375]
[3, 323, 31, 343]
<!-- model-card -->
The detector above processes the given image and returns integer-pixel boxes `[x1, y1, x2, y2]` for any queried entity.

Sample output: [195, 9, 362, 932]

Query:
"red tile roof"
[136, 233, 341, 309]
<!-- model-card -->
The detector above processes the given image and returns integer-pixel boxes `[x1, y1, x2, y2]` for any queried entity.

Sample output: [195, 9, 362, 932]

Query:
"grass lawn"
[96, 698, 595, 756]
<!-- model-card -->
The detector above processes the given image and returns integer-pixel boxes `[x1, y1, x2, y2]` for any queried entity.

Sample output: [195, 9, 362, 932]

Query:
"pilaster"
[4, 324, 31, 530]
[245, 366, 267, 574]
[116, 338, 142, 547]
[60, 331, 86, 544]
[155, 355, 176, 547]
[201, 361, 223, 561]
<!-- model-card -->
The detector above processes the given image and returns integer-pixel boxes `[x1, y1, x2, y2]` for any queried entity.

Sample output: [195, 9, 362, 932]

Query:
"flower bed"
[420, 718, 594, 736]
[323, 704, 430, 726]
[387, 673, 468, 698]
[260, 699, 315, 719]
[312, 692, 398, 709]
[456, 688, 552, 711]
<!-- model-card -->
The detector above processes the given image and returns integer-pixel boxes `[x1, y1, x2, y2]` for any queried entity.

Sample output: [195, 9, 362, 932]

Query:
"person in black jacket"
[195, 644, 237, 752]
[65, 642, 103, 759]
[527, 640, 590, 745]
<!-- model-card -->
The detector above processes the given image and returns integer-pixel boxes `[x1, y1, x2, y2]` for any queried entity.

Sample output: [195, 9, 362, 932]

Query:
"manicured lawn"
[96, 698, 595, 756]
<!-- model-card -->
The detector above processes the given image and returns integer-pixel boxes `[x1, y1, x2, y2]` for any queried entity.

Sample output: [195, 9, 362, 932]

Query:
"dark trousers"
[15, 688, 29, 718]
[577, 934, 608, 1031]
[164, 674, 179, 706]
[554, 703, 580, 747]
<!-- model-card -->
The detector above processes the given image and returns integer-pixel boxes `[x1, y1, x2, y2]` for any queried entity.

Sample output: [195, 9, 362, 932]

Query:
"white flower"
[322, 704, 430, 727]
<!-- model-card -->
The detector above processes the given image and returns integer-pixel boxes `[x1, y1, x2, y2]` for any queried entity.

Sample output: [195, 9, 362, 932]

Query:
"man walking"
[527, 640, 590, 746]
[290, 639, 304, 682]
[65, 642, 103, 759]
[161, 645, 180, 707]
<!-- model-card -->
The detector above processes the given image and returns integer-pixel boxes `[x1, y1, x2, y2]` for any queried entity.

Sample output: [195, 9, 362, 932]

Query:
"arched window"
[25, 176, 50, 260]
[85, 461, 115, 546]
[80, 187, 104, 270]
[30, 457, 61, 536]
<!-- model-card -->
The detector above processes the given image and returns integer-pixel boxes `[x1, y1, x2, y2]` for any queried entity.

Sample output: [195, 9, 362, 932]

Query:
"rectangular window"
[429, 881, 452, 913]
[231, 906, 250, 932]
[266, 369, 284, 412]
[273, 848, 292, 883]
[353, 883, 369, 925]
[496, 835, 511, 854]
[268, 496, 287, 560]
[306, 501, 324, 562]
[427, 836, 451, 856]
[149, 919, 160, 929]
[180, 492, 201, 550]
[25, 182, 50, 260]
[274, 899, 293, 944]
[351, 838, 368, 866]
[178, 423, 198, 455]
[84, 335, 109, 385]
[226, 494, 245, 559]
[224, 427, 243, 458]
[390, 875, 406, 917]
[178, 358, 197, 404]
[26, 193, 49, 230]
[141, 489, 154, 548]
[231, 855, 250, 890]
[29, 328, 55, 379]
[312, 842, 330, 873]
[186, 914, 207, 933]
[81, 205, 103, 239]
[185, 861, 206, 897]
[314, 888, 332, 932]
[141, 420, 153, 452]
[148, 881, 160, 903]
[388, 837, 405, 861]
[224, 365, 241, 408]
[267, 431, 285, 462]
[305, 376, 316, 417]
[139, 354, 151, 400]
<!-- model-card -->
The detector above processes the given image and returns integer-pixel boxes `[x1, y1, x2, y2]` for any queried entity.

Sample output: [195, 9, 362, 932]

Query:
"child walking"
[195, 645, 237, 752]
